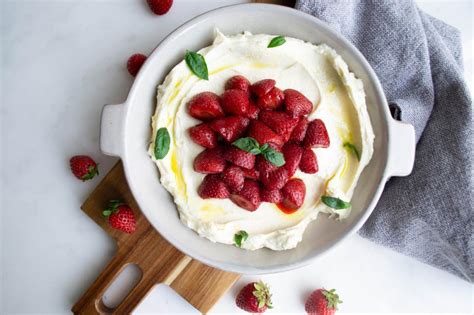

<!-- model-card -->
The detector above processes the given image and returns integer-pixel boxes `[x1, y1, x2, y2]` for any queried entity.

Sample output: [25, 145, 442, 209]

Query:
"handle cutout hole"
[101, 263, 142, 309]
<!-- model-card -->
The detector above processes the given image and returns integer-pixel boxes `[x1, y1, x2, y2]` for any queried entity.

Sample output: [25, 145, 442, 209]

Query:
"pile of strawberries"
[187, 75, 329, 212]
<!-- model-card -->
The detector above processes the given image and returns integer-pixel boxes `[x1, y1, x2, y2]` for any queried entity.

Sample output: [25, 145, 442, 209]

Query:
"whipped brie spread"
[148, 31, 374, 250]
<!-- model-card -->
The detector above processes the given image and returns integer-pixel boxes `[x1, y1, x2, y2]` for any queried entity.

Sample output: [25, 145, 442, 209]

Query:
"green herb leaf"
[102, 210, 112, 217]
[232, 137, 261, 155]
[154, 127, 170, 160]
[234, 230, 248, 247]
[267, 36, 286, 48]
[343, 142, 360, 161]
[263, 148, 285, 167]
[185, 50, 208, 80]
[321, 196, 351, 210]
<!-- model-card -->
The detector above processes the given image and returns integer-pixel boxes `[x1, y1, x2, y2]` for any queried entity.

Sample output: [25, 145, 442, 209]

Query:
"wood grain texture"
[72, 162, 239, 314]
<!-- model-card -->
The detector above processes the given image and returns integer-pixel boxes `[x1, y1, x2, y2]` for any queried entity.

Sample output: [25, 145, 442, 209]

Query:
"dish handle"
[100, 103, 125, 157]
[386, 119, 416, 177]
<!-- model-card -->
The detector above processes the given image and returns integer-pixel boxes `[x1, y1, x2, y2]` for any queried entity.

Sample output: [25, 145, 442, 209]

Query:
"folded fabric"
[296, 0, 473, 281]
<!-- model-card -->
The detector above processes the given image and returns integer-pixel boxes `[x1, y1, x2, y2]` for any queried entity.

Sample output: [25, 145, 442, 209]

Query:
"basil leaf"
[263, 148, 285, 167]
[260, 143, 269, 152]
[154, 127, 170, 159]
[185, 50, 208, 80]
[321, 196, 351, 210]
[343, 142, 360, 161]
[232, 137, 261, 155]
[267, 36, 286, 48]
[234, 230, 248, 247]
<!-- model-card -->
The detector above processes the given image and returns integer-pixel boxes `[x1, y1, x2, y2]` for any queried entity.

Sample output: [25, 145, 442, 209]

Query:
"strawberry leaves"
[253, 281, 273, 309]
[102, 200, 124, 217]
[185, 50, 209, 80]
[232, 137, 285, 167]
[322, 288, 343, 309]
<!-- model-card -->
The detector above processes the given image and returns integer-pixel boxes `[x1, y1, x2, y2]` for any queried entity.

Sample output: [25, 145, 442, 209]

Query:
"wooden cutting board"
[71, 162, 240, 314]
[72, 1, 293, 313]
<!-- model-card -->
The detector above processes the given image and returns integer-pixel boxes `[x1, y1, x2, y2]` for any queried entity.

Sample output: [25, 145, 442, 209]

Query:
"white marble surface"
[1, 0, 472, 313]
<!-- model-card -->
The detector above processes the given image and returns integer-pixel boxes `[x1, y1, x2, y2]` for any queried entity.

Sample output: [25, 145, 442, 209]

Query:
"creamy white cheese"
[148, 31, 374, 250]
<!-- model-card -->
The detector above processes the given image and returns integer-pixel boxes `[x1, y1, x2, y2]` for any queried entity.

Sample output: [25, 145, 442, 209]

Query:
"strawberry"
[257, 87, 284, 110]
[300, 148, 318, 174]
[282, 143, 303, 177]
[221, 89, 250, 116]
[209, 116, 249, 142]
[188, 123, 217, 148]
[256, 155, 277, 177]
[261, 167, 289, 190]
[284, 89, 313, 117]
[259, 111, 299, 142]
[193, 147, 226, 174]
[126, 54, 147, 77]
[146, 0, 173, 15]
[225, 75, 250, 94]
[247, 120, 283, 147]
[242, 168, 260, 180]
[187, 92, 225, 121]
[246, 101, 260, 119]
[303, 119, 330, 148]
[222, 165, 245, 192]
[281, 178, 306, 210]
[236, 281, 273, 313]
[289, 117, 309, 143]
[250, 79, 276, 97]
[305, 288, 342, 315]
[198, 174, 230, 199]
[230, 180, 261, 211]
[102, 200, 136, 234]
[69, 155, 99, 181]
[261, 188, 283, 203]
[223, 146, 256, 170]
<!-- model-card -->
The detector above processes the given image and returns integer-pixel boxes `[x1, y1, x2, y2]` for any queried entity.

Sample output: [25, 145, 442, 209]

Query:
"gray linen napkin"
[296, 0, 473, 281]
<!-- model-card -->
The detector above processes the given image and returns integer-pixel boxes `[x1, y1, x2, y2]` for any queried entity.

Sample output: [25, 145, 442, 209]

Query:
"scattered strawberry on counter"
[188, 75, 330, 212]
[69, 155, 99, 181]
[102, 200, 137, 234]
[236, 280, 273, 313]
[305, 288, 343, 315]
[146, 0, 173, 15]
[127, 53, 147, 77]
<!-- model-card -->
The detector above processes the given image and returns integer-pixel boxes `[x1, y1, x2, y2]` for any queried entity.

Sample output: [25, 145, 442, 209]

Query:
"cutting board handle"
[72, 162, 239, 314]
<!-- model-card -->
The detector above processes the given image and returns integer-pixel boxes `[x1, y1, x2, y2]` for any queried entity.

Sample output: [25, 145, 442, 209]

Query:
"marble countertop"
[1, 0, 472, 313]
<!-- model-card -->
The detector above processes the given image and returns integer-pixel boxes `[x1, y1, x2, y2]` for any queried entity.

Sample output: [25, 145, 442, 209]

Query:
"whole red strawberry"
[146, 0, 173, 15]
[281, 178, 306, 209]
[102, 200, 136, 234]
[187, 92, 225, 121]
[305, 288, 342, 315]
[236, 280, 273, 313]
[70, 155, 99, 181]
[230, 180, 261, 211]
[250, 79, 276, 97]
[198, 174, 230, 199]
[225, 75, 250, 94]
[223, 146, 256, 170]
[209, 116, 249, 142]
[127, 53, 147, 77]
[221, 89, 250, 116]
[257, 87, 284, 110]
[193, 147, 226, 174]
[189, 123, 217, 148]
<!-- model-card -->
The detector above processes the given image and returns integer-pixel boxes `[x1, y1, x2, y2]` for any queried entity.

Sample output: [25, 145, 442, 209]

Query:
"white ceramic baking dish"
[99, 4, 415, 274]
